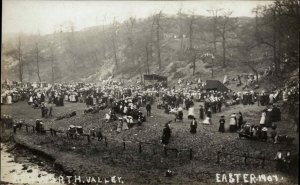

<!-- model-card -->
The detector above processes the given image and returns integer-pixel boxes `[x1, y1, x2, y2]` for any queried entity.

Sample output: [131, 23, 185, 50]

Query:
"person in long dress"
[190, 118, 198, 134]
[188, 106, 195, 119]
[177, 107, 183, 122]
[122, 117, 129, 130]
[259, 110, 267, 127]
[202, 116, 212, 125]
[218, 115, 225, 133]
[199, 105, 204, 120]
[237, 112, 243, 130]
[229, 113, 237, 132]
[162, 123, 171, 145]
[117, 118, 122, 133]
[6, 94, 12, 105]
[28, 95, 33, 105]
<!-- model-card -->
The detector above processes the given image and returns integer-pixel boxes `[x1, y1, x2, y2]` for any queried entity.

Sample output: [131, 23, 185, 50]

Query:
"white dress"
[6, 95, 12, 104]
[188, 107, 195, 117]
[122, 120, 129, 130]
[117, 121, 122, 132]
[105, 113, 110, 121]
[28, 96, 33, 103]
[202, 116, 211, 125]
[260, 112, 266, 124]
[70, 95, 76, 102]
[229, 117, 237, 126]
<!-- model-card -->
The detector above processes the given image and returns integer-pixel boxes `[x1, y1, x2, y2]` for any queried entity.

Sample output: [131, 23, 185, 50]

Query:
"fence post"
[105, 137, 108, 147]
[244, 153, 248, 165]
[139, 142, 142, 153]
[216, 151, 221, 164]
[164, 146, 167, 156]
[13, 125, 17, 133]
[87, 135, 91, 143]
[152, 146, 156, 155]
[262, 155, 265, 169]
[50, 128, 53, 136]
[123, 141, 126, 150]
[189, 148, 193, 160]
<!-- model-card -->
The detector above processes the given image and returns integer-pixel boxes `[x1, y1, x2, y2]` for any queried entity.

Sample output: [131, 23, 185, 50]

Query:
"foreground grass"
[1, 101, 298, 184]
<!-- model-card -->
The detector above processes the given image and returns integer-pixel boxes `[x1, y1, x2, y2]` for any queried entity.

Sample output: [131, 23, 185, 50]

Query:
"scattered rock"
[9, 169, 16, 173]
[22, 165, 28, 170]
[27, 169, 33, 173]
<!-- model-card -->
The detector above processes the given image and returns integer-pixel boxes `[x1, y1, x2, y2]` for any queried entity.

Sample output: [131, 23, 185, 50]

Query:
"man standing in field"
[146, 102, 151, 117]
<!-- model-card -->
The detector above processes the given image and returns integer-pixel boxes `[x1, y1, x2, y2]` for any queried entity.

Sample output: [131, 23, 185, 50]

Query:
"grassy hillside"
[1, 14, 290, 91]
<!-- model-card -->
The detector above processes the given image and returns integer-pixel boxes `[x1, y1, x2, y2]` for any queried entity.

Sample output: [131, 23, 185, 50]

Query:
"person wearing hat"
[229, 113, 237, 132]
[162, 122, 171, 145]
[190, 118, 198, 134]
[261, 127, 268, 141]
[259, 110, 267, 128]
[218, 115, 225, 133]
[117, 118, 123, 133]
[146, 102, 152, 117]
[237, 112, 243, 130]
[206, 107, 212, 118]
[270, 125, 277, 143]
[199, 105, 204, 120]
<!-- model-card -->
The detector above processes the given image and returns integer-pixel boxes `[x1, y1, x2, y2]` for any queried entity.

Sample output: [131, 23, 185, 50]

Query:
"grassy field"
[1, 100, 298, 184]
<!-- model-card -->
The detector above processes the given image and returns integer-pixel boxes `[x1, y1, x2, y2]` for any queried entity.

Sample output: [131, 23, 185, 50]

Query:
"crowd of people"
[1, 77, 298, 146]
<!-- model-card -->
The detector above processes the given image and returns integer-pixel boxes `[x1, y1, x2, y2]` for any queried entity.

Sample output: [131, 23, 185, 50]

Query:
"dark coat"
[219, 118, 225, 133]
[190, 120, 197, 133]
[146, 104, 151, 110]
[199, 107, 204, 119]
[162, 127, 171, 145]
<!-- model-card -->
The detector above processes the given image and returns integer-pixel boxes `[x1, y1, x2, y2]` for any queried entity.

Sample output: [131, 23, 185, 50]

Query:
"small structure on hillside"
[203, 80, 229, 92]
[144, 74, 168, 88]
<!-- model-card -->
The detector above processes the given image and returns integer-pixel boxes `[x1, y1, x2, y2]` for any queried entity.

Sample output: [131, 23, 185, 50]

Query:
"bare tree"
[217, 10, 236, 68]
[125, 17, 136, 64]
[111, 18, 119, 71]
[187, 13, 197, 76]
[48, 42, 55, 84]
[35, 42, 41, 82]
[154, 11, 163, 71]
[145, 42, 150, 74]
[101, 17, 107, 60]
[177, 7, 184, 50]
[207, 8, 223, 54]
[17, 36, 24, 82]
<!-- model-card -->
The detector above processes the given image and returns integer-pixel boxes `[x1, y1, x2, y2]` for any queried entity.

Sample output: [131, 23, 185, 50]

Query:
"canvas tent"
[203, 80, 229, 92]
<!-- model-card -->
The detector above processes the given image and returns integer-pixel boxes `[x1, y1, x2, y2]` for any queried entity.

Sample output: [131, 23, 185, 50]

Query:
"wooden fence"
[3, 119, 193, 160]
[216, 151, 275, 168]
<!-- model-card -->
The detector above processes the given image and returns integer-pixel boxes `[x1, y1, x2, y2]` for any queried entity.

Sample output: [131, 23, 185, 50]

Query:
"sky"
[2, 0, 274, 35]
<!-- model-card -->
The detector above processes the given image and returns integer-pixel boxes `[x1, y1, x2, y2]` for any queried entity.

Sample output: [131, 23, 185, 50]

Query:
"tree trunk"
[222, 34, 226, 68]
[272, 9, 279, 74]
[156, 24, 161, 70]
[51, 52, 55, 84]
[18, 37, 23, 82]
[145, 43, 150, 74]
[155, 13, 162, 71]
[112, 37, 118, 70]
[35, 43, 41, 82]
[192, 49, 196, 76]
[213, 17, 217, 53]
